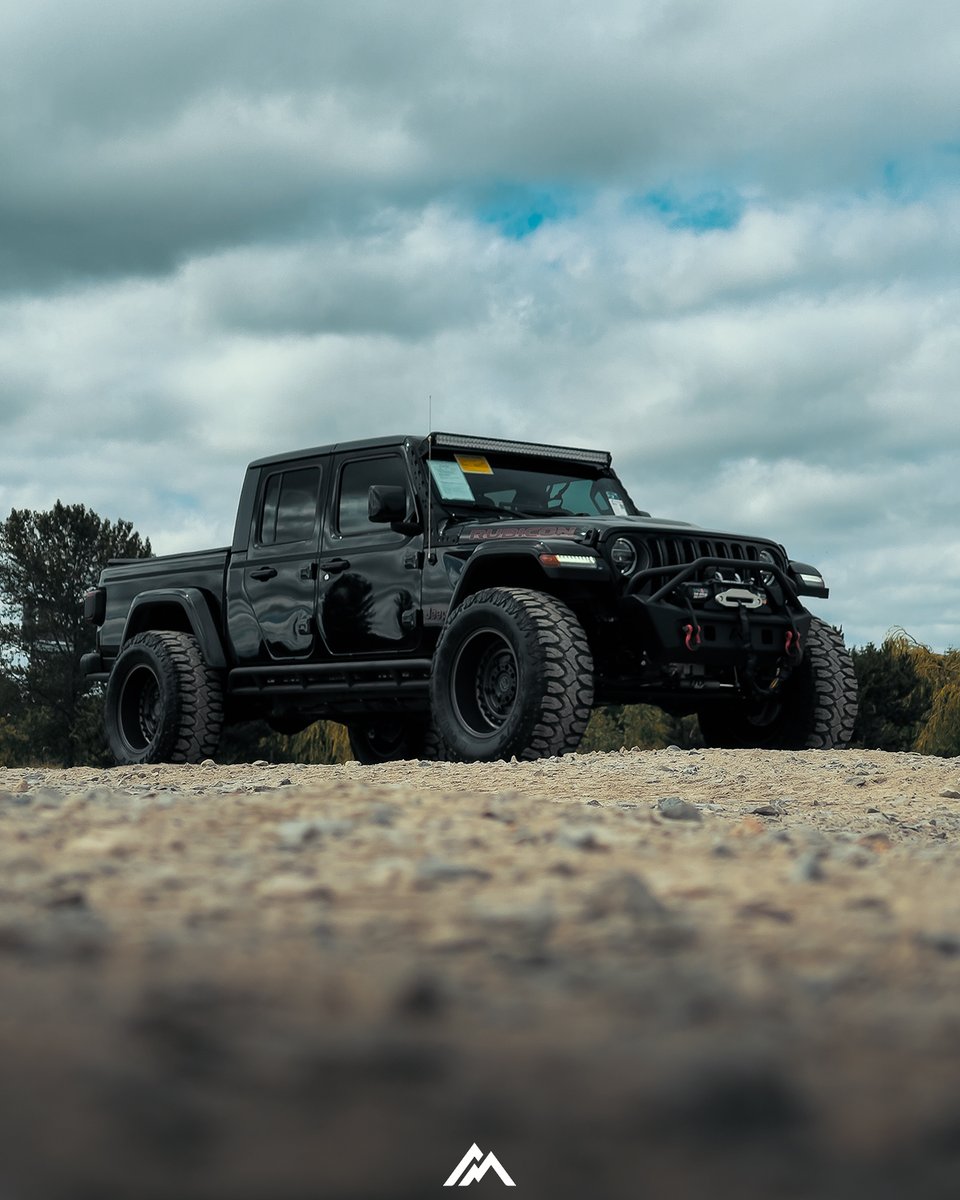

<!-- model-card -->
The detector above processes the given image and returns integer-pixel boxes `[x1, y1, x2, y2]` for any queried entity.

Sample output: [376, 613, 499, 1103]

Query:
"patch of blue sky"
[881, 146, 960, 201]
[156, 488, 200, 513]
[633, 186, 745, 232]
[471, 183, 585, 239]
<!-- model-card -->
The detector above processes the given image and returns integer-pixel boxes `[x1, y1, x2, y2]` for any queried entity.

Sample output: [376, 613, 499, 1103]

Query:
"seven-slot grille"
[650, 534, 779, 569]
[622, 533, 785, 591]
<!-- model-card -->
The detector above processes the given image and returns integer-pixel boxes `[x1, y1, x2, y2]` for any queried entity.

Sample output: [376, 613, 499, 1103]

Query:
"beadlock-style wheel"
[431, 587, 594, 762]
[104, 631, 224, 764]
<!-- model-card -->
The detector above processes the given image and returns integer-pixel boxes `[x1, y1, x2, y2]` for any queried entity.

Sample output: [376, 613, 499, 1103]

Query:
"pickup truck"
[83, 432, 858, 764]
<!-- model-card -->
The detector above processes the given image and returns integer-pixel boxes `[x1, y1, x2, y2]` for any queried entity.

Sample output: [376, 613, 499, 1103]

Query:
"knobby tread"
[698, 616, 858, 751]
[431, 587, 594, 762]
[803, 617, 859, 749]
[107, 631, 224, 764]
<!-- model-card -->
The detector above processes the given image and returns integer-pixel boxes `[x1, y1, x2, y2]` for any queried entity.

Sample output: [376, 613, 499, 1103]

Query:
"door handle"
[321, 558, 351, 575]
[250, 566, 278, 581]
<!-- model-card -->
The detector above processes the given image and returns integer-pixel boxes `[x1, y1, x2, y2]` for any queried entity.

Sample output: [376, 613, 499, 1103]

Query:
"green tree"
[580, 703, 700, 752]
[0, 502, 151, 766]
[217, 718, 352, 765]
[851, 639, 932, 752]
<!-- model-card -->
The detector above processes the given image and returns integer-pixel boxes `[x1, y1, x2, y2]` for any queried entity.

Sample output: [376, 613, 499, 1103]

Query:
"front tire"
[431, 588, 594, 762]
[104, 631, 224, 764]
[697, 616, 858, 750]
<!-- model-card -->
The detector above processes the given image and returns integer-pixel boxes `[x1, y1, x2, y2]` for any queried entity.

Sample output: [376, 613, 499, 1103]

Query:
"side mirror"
[368, 485, 420, 532]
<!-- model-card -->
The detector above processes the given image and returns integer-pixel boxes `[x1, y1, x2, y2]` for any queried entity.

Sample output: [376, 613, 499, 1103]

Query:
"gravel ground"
[2, 747, 960, 1199]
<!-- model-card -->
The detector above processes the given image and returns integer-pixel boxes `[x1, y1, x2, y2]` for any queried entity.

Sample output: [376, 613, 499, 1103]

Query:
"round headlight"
[758, 549, 777, 587]
[610, 537, 638, 575]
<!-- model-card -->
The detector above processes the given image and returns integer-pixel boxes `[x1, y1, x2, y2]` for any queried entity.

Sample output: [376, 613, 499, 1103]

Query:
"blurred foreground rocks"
[1, 749, 960, 1198]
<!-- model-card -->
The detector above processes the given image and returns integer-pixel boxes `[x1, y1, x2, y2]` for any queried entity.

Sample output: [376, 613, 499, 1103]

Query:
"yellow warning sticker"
[455, 454, 493, 474]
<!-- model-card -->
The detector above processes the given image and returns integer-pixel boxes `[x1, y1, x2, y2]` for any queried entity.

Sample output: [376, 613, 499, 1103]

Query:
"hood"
[453, 514, 778, 546]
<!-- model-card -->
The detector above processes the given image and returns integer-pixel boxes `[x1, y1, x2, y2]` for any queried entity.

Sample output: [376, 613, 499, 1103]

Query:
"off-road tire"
[697, 616, 858, 750]
[431, 587, 594, 762]
[105, 631, 224, 764]
[348, 717, 451, 763]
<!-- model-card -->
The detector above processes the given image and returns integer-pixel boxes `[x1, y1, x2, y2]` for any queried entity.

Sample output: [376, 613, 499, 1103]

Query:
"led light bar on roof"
[430, 432, 611, 468]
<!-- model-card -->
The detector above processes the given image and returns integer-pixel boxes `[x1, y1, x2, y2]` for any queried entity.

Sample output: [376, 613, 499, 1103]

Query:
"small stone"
[66, 831, 134, 858]
[415, 859, 492, 887]
[939, 789, 960, 800]
[200, 759, 216, 768]
[277, 818, 354, 848]
[257, 875, 336, 902]
[584, 871, 667, 921]
[793, 850, 827, 882]
[752, 802, 785, 817]
[557, 825, 612, 851]
[914, 931, 960, 957]
[857, 832, 893, 852]
[251, 760, 269, 768]
[657, 796, 702, 822]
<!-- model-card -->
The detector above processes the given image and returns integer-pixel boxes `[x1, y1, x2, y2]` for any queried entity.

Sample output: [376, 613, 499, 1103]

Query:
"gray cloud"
[1, 1, 959, 651]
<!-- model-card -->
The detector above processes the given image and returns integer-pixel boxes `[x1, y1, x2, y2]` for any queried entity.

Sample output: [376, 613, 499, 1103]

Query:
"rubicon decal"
[444, 1143, 516, 1187]
[459, 524, 583, 541]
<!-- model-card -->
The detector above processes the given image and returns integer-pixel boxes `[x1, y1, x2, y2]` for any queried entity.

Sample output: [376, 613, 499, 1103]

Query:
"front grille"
[613, 532, 785, 594]
[649, 534, 777, 571]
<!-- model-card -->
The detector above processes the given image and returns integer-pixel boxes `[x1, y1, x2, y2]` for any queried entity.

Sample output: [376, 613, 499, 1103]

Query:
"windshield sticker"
[429, 459, 475, 501]
[455, 454, 493, 475]
[608, 494, 628, 517]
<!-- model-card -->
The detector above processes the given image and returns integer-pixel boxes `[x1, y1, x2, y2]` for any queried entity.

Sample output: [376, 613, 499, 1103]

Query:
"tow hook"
[785, 628, 803, 662]
[683, 622, 702, 652]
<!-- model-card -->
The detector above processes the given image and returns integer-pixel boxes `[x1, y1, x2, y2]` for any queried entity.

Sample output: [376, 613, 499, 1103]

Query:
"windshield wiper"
[440, 502, 528, 525]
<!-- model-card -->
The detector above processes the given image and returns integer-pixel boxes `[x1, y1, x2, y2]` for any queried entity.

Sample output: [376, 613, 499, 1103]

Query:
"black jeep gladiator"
[83, 432, 857, 764]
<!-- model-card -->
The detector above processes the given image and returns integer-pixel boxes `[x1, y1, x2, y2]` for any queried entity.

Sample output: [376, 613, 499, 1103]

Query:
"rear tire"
[697, 616, 857, 750]
[348, 718, 426, 764]
[347, 717, 450, 763]
[431, 588, 594, 762]
[105, 631, 224, 764]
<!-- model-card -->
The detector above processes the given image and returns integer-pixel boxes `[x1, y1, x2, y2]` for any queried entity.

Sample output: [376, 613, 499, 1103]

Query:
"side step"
[228, 658, 432, 700]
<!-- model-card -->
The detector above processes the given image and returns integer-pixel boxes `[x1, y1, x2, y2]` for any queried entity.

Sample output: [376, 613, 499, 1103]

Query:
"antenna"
[425, 395, 435, 564]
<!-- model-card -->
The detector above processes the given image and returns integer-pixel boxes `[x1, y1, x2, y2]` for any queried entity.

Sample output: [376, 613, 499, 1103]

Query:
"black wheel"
[348, 718, 428, 764]
[697, 616, 858, 750]
[431, 588, 594, 762]
[104, 631, 224, 764]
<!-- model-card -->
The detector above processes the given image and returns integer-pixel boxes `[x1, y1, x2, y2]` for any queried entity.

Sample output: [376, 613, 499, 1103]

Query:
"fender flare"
[449, 541, 608, 611]
[121, 588, 228, 670]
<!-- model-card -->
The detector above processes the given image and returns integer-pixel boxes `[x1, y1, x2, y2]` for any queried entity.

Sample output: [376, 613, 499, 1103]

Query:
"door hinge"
[404, 550, 424, 570]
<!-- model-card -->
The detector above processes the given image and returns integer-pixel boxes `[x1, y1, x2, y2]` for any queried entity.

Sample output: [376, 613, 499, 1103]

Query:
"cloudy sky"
[2, 0, 959, 649]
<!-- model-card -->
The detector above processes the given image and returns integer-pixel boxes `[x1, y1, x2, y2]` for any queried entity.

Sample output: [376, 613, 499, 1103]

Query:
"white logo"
[444, 1142, 516, 1187]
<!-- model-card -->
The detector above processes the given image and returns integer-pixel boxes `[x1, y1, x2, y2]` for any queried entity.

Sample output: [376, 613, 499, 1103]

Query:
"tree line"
[1, 502, 958, 765]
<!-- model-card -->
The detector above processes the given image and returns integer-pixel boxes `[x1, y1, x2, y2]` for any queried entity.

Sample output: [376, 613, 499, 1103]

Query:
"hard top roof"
[248, 432, 612, 470]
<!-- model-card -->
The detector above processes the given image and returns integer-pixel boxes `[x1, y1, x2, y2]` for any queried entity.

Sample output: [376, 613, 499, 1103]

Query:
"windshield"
[427, 452, 637, 519]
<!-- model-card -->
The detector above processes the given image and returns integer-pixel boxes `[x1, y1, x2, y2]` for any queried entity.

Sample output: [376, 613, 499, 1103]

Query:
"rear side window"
[338, 456, 408, 536]
[259, 467, 322, 545]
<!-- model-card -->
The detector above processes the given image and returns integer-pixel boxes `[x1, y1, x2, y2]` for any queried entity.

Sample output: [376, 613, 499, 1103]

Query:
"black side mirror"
[368, 485, 420, 531]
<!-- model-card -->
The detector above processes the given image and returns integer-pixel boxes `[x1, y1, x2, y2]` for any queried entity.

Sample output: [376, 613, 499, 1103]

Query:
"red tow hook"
[785, 629, 802, 659]
[684, 622, 702, 652]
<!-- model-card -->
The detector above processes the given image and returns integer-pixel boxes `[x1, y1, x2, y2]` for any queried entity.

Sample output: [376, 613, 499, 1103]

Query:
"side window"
[338, 456, 408, 536]
[258, 466, 321, 546]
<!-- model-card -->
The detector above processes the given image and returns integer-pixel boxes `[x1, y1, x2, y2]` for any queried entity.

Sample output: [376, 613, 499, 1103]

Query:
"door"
[318, 452, 423, 656]
[236, 461, 325, 660]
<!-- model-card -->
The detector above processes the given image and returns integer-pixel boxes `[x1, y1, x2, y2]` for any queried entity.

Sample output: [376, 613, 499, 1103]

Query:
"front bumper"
[621, 556, 811, 667]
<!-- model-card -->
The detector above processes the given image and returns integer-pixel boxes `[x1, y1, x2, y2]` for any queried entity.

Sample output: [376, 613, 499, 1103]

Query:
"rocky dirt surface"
[2, 747, 960, 1199]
